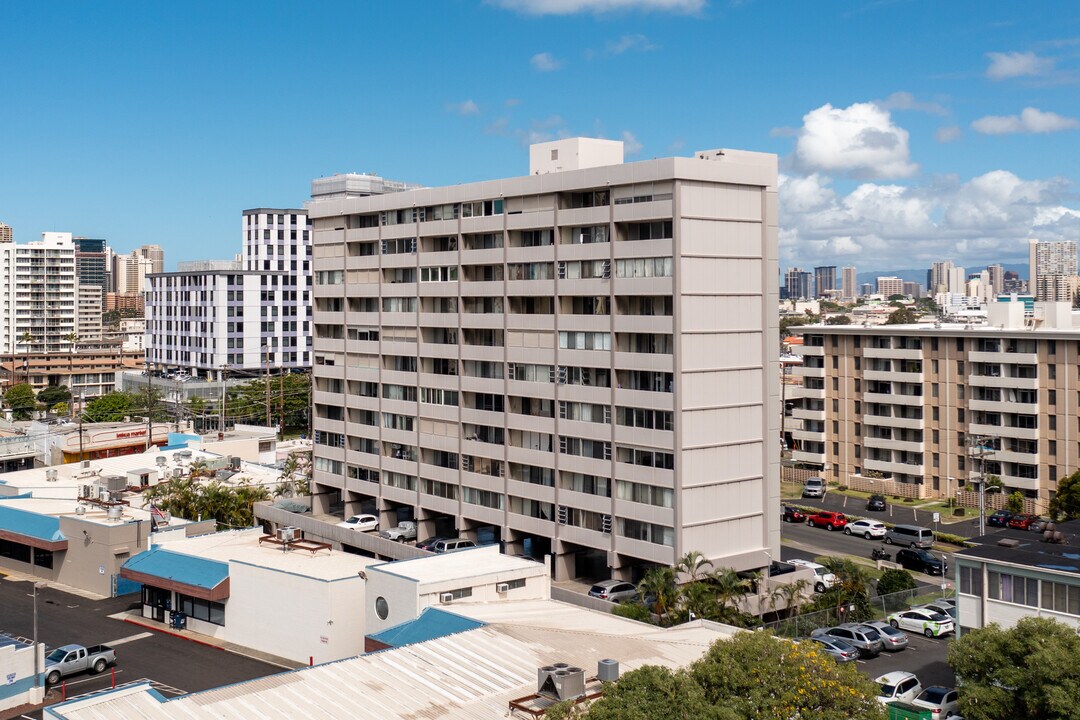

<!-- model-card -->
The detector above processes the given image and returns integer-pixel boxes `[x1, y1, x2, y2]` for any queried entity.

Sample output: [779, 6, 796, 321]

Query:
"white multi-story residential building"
[1029, 239, 1078, 303]
[0, 232, 77, 355]
[76, 283, 103, 340]
[307, 138, 780, 580]
[791, 300, 1080, 510]
[145, 210, 314, 378]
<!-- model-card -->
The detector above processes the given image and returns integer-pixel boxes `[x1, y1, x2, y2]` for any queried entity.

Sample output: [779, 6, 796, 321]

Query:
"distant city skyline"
[0, 2, 1077, 269]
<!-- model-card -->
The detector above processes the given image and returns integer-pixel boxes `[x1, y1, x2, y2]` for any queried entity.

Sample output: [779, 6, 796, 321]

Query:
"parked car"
[787, 559, 837, 593]
[867, 494, 888, 512]
[986, 510, 1013, 527]
[44, 644, 116, 685]
[588, 580, 638, 603]
[782, 506, 807, 523]
[807, 511, 848, 531]
[1028, 517, 1050, 533]
[860, 620, 909, 651]
[911, 686, 960, 719]
[895, 548, 948, 576]
[845, 519, 887, 539]
[885, 524, 935, 548]
[875, 671, 923, 705]
[415, 536, 448, 551]
[379, 520, 418, 542]
[337, 513, 379, 532]
[919, 602, 958, 622]
[802, 477, 827, 498]
[807, 635, 859, 663]
[887, 608, 955, 637]
[811, 623, 884, 658]
[430, 538, 476, 554]
[1006, 513, 1038, 530]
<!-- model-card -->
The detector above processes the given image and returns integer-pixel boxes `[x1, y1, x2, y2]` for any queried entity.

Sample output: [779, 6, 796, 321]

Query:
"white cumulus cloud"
[446, 99, 480, 116]
[971, 107, 1080, 135]
[793, 102, 918, 179]
[606, 34, 657, 54]
[986, 51, 1055, 80]
[530, 52, 564, 71]
[621, 130, 643, 155]
[490, 0, 704, 14]
[878, 91, 948, 116]
[935, 126, 962, 143]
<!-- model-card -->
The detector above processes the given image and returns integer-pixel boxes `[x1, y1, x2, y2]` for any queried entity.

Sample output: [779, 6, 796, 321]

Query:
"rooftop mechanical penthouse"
[307, 138, 779, 581]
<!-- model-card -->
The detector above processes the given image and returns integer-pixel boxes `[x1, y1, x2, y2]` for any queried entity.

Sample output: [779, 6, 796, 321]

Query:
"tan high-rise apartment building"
[1029, 240, 1078, 303]
[876, 276, 904, 297]
[790, 301, 1080, 511]
[841, 266, 857, 300]
[307, 138, 780, 580]
[0, 223, 12, 244]
[136, 244, 165, 275]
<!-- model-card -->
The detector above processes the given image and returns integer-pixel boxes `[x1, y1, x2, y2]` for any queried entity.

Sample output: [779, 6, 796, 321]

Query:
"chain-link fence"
[763, 584, 954, 638]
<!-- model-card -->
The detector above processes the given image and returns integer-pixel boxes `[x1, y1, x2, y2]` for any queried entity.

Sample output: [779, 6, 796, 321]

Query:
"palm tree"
[777, 578, 811, 618]
[64, 332, 79, 375]
[679, 580, 720, 622]
[676, 550, 713, 583]
[707, 568, 754, 615]
[187, 459, 210, 479]
[637, 566, 678, 618]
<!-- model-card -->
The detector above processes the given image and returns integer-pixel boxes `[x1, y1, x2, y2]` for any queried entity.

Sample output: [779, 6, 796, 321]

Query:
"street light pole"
[968, 435, 996, 537]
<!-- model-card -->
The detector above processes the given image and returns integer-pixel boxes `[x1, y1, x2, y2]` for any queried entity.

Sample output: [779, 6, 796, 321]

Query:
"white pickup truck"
[44, 644, 116, 684]
[379, 520, 418, 542]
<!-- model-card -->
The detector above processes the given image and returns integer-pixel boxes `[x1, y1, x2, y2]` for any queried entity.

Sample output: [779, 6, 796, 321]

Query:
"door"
[143, 586, 170, 623]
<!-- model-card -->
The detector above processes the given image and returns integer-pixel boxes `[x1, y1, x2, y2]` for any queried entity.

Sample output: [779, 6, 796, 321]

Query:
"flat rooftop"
[0, 496, 188, 528]
[155, 528, 375, 581]
[958, 520, 1080, 576]
[368, 545, 544, 584]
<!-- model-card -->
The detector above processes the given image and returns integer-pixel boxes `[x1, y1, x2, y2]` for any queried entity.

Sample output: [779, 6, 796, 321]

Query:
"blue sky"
[1, 0, 1078, 274]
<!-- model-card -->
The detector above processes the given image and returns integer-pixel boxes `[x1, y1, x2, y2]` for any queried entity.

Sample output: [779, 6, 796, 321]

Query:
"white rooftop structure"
[45, 600, 734, 720]
[369, 545, 541, 585]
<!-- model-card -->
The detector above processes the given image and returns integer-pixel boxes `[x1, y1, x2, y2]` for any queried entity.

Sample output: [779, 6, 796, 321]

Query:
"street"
[0, 578, 281, 718]
[786, 490, 1002, 539]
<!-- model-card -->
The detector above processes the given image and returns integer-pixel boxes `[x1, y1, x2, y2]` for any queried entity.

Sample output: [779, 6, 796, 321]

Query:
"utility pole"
[78, 390, 85, 462]
[279, 372, 284, 438]
[146, 364, 153, 451]
[968, 434, 996, 537]
[265, 344, 271, 429]
[219, 364, 228, 437]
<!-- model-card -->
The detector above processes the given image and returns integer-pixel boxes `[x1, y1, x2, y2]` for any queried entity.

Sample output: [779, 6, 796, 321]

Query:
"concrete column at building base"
[311, 485, 333, 516]
[553, 549, 575, 581]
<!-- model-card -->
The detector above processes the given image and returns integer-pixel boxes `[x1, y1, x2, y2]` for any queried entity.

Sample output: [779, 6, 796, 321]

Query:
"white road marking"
[103, 632, 153, 647]
[61, 670, 124, 688]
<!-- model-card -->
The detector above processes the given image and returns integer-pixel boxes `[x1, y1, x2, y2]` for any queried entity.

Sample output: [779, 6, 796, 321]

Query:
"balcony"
[862, 347, 922, 360]
[968, 350, 1038, 366]
[864, 457, 924, 476]
[967, 374, 1039, 390]
[864, 435, 924, 453]
[791, 448, 825, 464]
[798, 345, 824, 356]
[791, 406, 825, 421]
[798, 366, 825, 378]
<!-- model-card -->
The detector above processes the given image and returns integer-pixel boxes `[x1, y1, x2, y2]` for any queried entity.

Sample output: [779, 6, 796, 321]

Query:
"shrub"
[876, 568, 917, 596]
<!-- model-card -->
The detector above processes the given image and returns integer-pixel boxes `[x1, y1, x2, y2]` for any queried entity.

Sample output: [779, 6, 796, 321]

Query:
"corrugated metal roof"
[121, 547, 229, 590]
[0, 498, 64, 542]
[47, 611, 731, 720]
[368, 607, 485, 649]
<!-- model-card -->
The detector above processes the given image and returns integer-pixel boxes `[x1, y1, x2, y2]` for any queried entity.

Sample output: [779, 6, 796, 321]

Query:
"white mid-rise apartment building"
[0, 232, 77, 355]
[145, 210, 313, 378]
[76, 283, 103, 340]
[308, 138, 779, 580]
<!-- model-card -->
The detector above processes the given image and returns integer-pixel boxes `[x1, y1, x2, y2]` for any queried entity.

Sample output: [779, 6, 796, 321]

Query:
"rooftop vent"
[101, 475, 127, 493]
[538, 663, 585, 702]
[155, 456, 167, 468]
[997, 538, 1020, 548]
[1043, 530, 1065, 544]
[45, 469, 58, 482]
[597, 659, 619, 683]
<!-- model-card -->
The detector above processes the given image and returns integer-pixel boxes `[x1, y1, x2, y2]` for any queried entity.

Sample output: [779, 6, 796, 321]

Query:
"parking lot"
[0, 577, 281, 718]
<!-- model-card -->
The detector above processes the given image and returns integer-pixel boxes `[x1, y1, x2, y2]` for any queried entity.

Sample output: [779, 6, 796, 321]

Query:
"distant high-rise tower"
[841, 266, 857, 299]
[784, 267, 811, 300]
[1029, 240, 1078, 302]
[986, 264, 1004, 295]
[814, 266, 837, 298]
[136, 244, 165, 275]
[928, 261, 954, 295]
[0, 223, 12, 244]
[877, 276, 904, 297]
[73, 237, 110, 292]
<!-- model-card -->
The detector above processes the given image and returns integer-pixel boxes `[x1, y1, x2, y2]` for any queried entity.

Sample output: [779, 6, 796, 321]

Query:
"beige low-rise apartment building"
[790, 301, 1080, 511]
[307, 138, 780, 581]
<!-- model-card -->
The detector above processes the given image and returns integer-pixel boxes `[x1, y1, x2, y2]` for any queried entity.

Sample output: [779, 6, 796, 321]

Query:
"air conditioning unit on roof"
[496, 582, 509, 593]
[440, 592, 454, 604]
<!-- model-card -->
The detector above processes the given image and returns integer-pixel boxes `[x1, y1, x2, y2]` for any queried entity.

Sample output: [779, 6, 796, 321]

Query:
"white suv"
[788, 559, 837, 593]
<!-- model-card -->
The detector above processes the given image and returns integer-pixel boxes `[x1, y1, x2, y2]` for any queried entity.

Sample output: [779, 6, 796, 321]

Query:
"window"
[177, 593, 226, 626]
[446, 587, 474, 600]
[615, 257, 672, 278]
[559, 332, 610, 351]
[618, 519, 673, 546]
[420, 388, 459, 406]
[616, 480, 673, 508]
[959, 566, 983, 596]
[420, 266, 458, 282]
[988, 571, 1038, 607]
[1041, 580, 1080, 616]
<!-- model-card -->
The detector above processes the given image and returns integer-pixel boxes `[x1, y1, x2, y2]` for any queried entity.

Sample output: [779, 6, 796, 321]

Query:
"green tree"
[611, 602, 654, 624]
[584, 664, 733, 720]
[706, 568, 753, 615]
[824, 314, 851, 325]
[144, 475, 269, 530]
[887, 294, 906, 301]
[779, 316, 811, 340]
[807, 558, 874, 621]
[1005, 490, 1025, 514]
[84, 391, 133, 422]
[37, 385, 71, 409]
[637, 566, 678, 618]
[687, 631, 886, 720]
[4, 383, 37, 420]
[948, 617, 1080, 720]
[226, 372, 310, 432]
[885, 307, 918, 324]
[676, 551, 714, 582]
[1050, 469, 1080, 520]
[52, 401, 70, 417]
[875, 568, 917, 596]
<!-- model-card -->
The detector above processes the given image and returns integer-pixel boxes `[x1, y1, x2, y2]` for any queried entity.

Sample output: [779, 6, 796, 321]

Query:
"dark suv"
[987, 510, 1013, 527]
[896, 548, 948, 576]
[866, 494, 887, 511]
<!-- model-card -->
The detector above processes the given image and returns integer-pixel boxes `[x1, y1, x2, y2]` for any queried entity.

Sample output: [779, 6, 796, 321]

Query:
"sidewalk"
[107, 610, 302, 670]
[0, 570, 109, 601]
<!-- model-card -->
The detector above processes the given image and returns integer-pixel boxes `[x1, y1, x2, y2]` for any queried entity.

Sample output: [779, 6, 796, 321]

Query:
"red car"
[1007, 514, 1038, 530]
[782, 506, 807, 523]
[808, 511, 848, 531]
